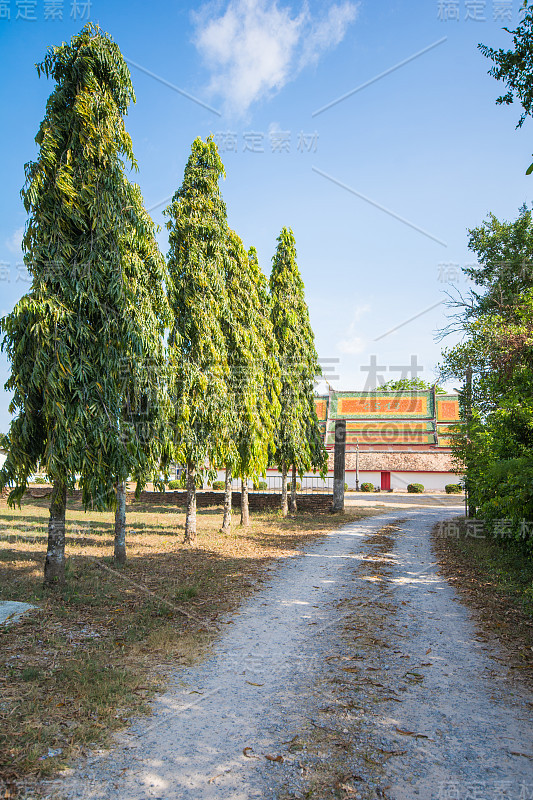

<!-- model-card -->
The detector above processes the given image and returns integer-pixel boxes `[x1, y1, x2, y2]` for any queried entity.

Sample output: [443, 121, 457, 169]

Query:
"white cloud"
[338, 335, 365, 355]
[337, 304, 370, 354]
[193, 0, 358, 115]
[352, 303, 370, 321]
[299, 2, 358, 68]
[5, 226, 24, 254]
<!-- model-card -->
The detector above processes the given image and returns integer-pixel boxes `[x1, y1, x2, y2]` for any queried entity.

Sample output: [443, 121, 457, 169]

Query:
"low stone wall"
[7, 486, 334, 513]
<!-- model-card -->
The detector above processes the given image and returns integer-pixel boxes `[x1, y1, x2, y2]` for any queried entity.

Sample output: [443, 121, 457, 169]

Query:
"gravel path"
[374, 510, 533, 800]
[43, 507, 533, 800]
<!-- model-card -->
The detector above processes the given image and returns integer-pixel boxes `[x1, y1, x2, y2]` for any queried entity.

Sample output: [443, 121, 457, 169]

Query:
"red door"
[381, 471, 391, 491]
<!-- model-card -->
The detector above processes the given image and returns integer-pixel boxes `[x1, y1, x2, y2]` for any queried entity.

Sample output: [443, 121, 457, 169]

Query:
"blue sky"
[1, 0, 532, 430]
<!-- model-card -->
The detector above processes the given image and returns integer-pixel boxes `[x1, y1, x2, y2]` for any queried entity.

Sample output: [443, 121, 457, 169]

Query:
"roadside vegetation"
[438, 10, 533, 549]
[432, 518, 533, 691]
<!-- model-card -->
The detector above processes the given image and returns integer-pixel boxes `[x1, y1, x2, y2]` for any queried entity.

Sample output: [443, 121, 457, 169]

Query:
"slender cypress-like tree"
[0, 25, 169, 582]
[164, 137, 231, 544]
[113, 182, 170, 565]
[220, 234, 280, 529]
[269, 227, 327, 515]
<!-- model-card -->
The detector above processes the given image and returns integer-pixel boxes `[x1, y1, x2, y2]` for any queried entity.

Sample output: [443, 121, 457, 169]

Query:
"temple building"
[313, 388, 461, 491]
[216, 387, 461, 493]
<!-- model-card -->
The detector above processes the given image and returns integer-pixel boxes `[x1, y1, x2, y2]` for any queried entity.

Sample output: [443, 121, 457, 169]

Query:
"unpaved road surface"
[43, 508, 533, 800]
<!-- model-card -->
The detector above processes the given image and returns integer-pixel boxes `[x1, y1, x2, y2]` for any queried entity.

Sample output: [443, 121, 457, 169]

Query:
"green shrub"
[360, 482, 374, 492]
[287, 482, 301, 491]
[169, 472, 202, 489]
[471, 456, 533, 549]
[212, 480, 225, 491]
[33, 476, 48, 484]
[445, 483, 463, 494]
[407, 483, 424, 493]
[344, 482, 348, 491]
[253, 481, 268, 491]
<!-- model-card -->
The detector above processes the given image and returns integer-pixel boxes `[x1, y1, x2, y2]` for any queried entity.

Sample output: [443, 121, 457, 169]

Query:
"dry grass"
[431, 518, 533, 691]
[0, 495, 382, 793]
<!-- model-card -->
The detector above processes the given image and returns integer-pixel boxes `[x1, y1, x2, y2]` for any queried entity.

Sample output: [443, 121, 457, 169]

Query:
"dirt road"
[44, 507, 533, 800]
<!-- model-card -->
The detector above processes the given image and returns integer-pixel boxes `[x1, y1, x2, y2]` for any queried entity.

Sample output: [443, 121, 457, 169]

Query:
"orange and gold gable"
[338, 396, 427, 416]
[330, 391, 433, 419]
[314, 398, 328, 422]
[316, 391, 460, 449]
[437, 398, 460, 421]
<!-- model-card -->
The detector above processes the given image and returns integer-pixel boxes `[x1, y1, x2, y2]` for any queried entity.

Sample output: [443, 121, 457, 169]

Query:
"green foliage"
[269, 227, 327, 477]
[445, 483, 463, 494]
[221, 233, 281, 483]
[253, 481, 268, 491]
[174, 585, 199, 602]
[168, 472, 202, 490]
[0, 24, 169, 508]
[287, 481, 301, 491]
[164, 137, 232, 474]
[407, 483, 424, 493]
[439, 205, 533, 545]
[376, 378, 446, 392]
[479, 6, 533, 173]
[463, 204, 533, 319]
[212, 480, 225, 491]
[360, 482, 374, 492]
[472, 456, 533, 547]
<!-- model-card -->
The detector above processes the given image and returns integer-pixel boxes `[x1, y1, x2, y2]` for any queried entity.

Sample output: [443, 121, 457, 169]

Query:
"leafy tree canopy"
[439, 204, 533, 545]
[222, 233, 280, 480]
[376, 378, 446, 393]
[164, 136, 232, 471]
[0, 23, 168, 507]
[463, 204, 533, 318]
[269, 227, 326, 475]
[480, 5, 533, 173]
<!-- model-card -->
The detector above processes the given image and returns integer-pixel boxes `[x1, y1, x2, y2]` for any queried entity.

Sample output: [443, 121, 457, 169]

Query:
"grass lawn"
[0, 495, 382, 792]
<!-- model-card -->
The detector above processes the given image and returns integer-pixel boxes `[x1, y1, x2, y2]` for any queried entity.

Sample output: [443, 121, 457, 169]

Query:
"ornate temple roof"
[315, 390, 460, 451]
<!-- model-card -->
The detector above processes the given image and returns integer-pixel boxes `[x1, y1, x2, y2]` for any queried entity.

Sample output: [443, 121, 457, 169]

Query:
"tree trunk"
[221, 467, 232, 533]
[114, 481, 127, 565]
[240, 478, 250, 527]
[44, 480, 67, 586]
[184, 461, 197, 544]
[290, 464, 298, 514]
[281, 462, 288, 517]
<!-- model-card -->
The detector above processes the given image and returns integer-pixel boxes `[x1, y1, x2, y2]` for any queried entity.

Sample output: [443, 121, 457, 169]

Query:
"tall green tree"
[0, 25, 169, 583]
[480, 4, 533, 173]
[219, 234, 280, 530]
[269, 227, 326, 516]
[112, 183, 171, 565]
[461, 204, 533, 317]
[164, 137, 231, 543]
[440, 207, 533, 545]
